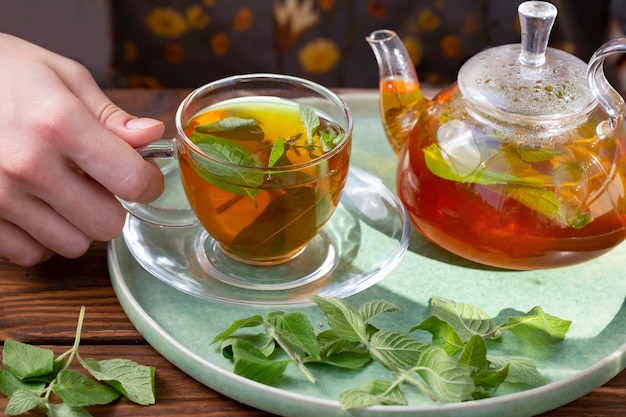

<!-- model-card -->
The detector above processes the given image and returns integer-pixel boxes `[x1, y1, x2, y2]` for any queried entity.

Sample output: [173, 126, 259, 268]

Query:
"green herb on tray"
[212, 295, 571, 409]
[0, 306, 156, 416]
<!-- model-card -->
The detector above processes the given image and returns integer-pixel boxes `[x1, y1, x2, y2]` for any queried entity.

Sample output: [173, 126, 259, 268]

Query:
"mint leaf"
[471, 365, 509, 399]
[53, 369, 120, 407]
[266, 312, 319, 383]
[231, 339, 289, 385]
[359, 300, 402, 322]
[268, 137, 286, 167]
[81, 358, 155, 406]
[311, 329, 372, 369]
[458, 335, 488, 369]
[193, 137, 263, 170]
[315, 329, 370, 358]
[2, 340, 54, 381]
[410, 315, 464, 356]
[429, 296, 498, 341]
[516, 148, 565, 163]
[459, 337, 508, 399]
[194, 117, 264, 141]
[211, 315, 265, 345]
[230, 187, 327, 255]
[0, 369, 45, 398]
[308, 350, 372, 369]
[213, 312, 319, 384]
[299, 103, 320, 148]
[505, 306, 571, 345]
[4, 389, 45, 415]
[220, 333, 276, 360]
[412, 344, 475, 403]
[369, 330, 425, 370]
[34, 358, 67, 384]
[340, 380, 406, 409]
[191, 137, 264, 202]
[320, 130, 345, 152]
[506, 186, 592, 229]
[45, 402, 93, 417]
[488, 356, 546, 387]
[311, 296, 368, 343]
[423, 143, 530, 185]
[268, 312, 320, 361]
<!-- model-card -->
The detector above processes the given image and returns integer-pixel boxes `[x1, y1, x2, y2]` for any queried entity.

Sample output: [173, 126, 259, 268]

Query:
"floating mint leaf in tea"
[299, 103, 320, 148]
[515, 147, 566, 163]
[320, 129, 345, 152]
[268, 136, 288, 168]
[194, 117, 264, 141]
[190, 136, 264, 204]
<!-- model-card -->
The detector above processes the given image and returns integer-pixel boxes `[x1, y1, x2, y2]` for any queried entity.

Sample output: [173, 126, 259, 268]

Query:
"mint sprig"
[0, 307, 156, 416]
[212, 295, 571, 409]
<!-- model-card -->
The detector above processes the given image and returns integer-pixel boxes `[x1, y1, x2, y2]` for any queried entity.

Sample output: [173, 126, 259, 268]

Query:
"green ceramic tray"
[109, 93, 626, 417]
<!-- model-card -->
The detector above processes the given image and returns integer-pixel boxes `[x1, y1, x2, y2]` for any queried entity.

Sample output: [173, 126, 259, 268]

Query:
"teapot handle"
[587, 37, 626, 137]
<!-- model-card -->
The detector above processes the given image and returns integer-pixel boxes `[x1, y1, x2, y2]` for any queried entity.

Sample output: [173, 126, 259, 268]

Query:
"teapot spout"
[367, 30, 425, 155]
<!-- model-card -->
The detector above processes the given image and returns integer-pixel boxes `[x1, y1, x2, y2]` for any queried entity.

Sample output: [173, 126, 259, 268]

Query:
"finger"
[1, 143, 127, 255]
[37, 55, 165, 203]
[0, 190, 93, 260]
[32, 92, 165, 204]
[0, 219, 54, 267]
[4, 141, 130, 242]
[36, 163, 129, 242]
[73, 120, 165, 204]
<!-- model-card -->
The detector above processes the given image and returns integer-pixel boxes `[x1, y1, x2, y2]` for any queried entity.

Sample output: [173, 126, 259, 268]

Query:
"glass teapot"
[367, 1, 626, 270]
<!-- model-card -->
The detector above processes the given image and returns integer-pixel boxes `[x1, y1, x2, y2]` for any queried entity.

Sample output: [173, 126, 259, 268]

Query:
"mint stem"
[64, 306, 86, 368]
[39, 306, 86, 404]
[270, 329, 317, 384]
[367, 343, 437, 402]
[401, 367, 438, 402]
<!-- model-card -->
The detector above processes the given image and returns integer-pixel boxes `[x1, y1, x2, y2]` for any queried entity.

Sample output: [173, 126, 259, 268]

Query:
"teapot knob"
[518, 1, 557, 67]
[587, 38, 626, 137]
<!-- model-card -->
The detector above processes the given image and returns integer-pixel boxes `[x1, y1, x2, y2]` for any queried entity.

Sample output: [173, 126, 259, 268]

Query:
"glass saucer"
[122, 166, 410, 307]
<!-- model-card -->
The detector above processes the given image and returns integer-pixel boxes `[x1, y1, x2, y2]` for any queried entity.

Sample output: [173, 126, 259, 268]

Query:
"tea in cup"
[123, 74, 353, 270]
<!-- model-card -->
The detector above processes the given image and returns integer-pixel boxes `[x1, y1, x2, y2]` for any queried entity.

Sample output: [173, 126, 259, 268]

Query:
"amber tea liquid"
[179, 97, 350, 265]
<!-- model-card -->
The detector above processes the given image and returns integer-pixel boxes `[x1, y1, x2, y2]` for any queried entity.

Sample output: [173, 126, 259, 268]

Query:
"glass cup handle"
[587, 37, 626, 138]
[118, 138, 199, 227]
[136, 138, 178, 158]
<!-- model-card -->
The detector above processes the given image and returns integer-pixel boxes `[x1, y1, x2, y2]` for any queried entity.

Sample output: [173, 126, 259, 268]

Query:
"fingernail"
[126, 117, 163, 130]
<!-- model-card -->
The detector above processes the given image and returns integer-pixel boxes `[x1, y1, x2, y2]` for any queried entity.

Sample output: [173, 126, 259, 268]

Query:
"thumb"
[42, 52, 167, 147]
[98, 103, 166, 148]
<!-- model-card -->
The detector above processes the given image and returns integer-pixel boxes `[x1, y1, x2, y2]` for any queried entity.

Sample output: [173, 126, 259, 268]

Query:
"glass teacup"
[122, 74, 353, 286]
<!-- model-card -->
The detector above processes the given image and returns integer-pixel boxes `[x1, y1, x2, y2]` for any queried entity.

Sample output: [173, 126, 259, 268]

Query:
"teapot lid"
[458, 1, 595, 124]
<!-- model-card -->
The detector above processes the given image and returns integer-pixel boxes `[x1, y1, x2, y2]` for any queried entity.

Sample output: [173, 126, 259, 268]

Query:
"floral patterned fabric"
[110, 0, 626, 92]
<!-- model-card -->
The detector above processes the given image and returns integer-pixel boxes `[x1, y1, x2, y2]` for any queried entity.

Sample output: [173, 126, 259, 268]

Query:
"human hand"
[0, 33, 165, 266]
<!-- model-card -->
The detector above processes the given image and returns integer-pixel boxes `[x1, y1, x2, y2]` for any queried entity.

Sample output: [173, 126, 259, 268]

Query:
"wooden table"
[1, 89, 625, 416]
